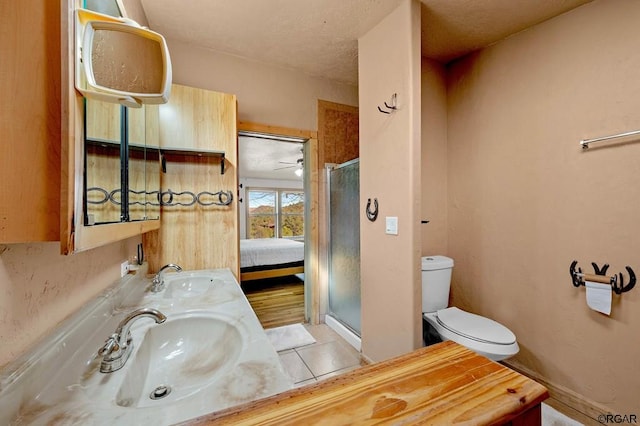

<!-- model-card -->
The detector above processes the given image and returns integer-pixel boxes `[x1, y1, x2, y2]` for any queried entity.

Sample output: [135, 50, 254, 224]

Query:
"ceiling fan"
[275, 157, 303, 170]
[275, 157, 304, 176]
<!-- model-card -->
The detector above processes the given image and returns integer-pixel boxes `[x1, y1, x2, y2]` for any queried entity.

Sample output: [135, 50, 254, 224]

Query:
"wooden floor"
[242, 275, 305, 329]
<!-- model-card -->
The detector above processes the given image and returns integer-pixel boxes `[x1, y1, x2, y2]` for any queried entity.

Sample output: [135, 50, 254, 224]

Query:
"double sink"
[4, 268, 292, 425]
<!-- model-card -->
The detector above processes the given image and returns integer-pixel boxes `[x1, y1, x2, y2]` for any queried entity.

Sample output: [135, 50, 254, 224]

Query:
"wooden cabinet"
[158, 84, 236, 151]
[0, 0, 61, 243]
[1, 0, 162, 248]
[144, 84, 239, 277]
[60, 0, 161, 254]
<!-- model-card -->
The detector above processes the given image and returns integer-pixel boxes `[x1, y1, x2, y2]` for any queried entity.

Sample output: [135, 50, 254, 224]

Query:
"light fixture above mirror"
[75, 8, 172, 108]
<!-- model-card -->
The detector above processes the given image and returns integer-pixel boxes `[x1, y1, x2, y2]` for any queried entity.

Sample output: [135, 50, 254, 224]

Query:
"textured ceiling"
[141, 0, 403, 85]
[238, 136, 304, 181]
[138, 0, 593, 178]
[421, 0, 593, 63]
[141, 0, 592, 85]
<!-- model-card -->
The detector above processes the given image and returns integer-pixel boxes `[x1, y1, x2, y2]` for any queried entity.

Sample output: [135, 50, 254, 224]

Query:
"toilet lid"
[436, 307, 516, 345]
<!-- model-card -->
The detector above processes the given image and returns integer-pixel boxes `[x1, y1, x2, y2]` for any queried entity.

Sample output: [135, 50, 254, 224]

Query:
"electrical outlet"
[120, 260, 129, 277]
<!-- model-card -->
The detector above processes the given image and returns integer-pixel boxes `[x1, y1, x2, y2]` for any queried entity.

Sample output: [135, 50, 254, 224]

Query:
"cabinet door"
[145, 84, 239, 278]
[159, 84, 236, 151]
[85, 99, 122, 224]
[60, 0, 162, 254]
[84, 101, 161, 225]
[0, 0, 60, 243]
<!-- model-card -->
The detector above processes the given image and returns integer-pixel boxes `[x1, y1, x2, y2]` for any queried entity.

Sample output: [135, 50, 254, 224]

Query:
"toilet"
[421, 256, 519, 361]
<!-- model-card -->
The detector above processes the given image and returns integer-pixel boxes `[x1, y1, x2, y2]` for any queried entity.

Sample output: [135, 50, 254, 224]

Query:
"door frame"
[237, 121, 320, 324]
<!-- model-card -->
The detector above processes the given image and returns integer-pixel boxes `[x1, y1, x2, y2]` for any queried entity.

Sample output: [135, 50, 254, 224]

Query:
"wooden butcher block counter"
[186, 341, 548, 425]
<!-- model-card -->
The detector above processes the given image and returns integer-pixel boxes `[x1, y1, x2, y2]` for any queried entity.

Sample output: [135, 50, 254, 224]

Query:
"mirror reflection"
[128, 105, 160, 221]
[84, 99, 160, 225]
[144, 148, 161, 220]
[85, 99, 122, 224]
[144, 104, 161, 221]
[84, 0, 124, 18]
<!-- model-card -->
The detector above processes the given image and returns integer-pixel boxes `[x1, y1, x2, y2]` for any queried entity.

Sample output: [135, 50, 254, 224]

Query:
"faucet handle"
[98, 334, 120, 357]
[150, 276, 163, 292]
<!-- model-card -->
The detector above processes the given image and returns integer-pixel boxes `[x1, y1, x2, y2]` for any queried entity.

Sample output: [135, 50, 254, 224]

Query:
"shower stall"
[325, 159, 361, 350]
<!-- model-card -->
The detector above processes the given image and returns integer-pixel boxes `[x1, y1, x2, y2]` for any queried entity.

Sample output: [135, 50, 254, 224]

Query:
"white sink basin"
[8, 269, 293, 426]
[115, 313, 244, 408]
[162, 273, 219, 298]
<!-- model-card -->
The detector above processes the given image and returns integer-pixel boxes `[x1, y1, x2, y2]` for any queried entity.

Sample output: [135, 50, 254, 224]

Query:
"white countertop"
[1, 267, 293, 425]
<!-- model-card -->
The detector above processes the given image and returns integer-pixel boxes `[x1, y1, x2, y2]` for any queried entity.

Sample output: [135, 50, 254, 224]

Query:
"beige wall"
[119, 0, 358, 131]
[121, 0, 149, 26]
[0, 237, 139, 368]
[421, 58, 448, 255]
[166, 39, 358, 131]
[359, 0, 422, 362]
[446, 0, 640, 412]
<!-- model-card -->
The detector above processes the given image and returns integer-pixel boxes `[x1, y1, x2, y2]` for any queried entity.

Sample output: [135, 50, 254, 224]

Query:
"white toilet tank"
[421, 256, 454, 313]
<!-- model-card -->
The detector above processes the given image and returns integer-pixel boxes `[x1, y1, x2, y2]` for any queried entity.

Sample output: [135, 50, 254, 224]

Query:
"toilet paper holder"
[569, 261, 636, 294]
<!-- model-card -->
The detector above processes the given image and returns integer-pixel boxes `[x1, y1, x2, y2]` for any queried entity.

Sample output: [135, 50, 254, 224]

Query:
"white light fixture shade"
[75, 9, 172, 108]
[294, 167, 303, 177]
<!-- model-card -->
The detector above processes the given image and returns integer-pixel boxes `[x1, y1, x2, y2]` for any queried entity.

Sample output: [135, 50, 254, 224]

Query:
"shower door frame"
[326, 158, 361, 338]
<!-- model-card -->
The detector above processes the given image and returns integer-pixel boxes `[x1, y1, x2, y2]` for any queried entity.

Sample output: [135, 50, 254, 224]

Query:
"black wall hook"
[377, 93, 397, 114]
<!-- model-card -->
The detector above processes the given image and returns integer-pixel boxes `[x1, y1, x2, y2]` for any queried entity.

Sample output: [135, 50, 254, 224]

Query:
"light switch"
[385, 216, 398, 235]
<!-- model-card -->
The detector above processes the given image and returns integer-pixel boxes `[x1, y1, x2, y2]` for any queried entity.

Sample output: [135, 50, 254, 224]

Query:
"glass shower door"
[327, 159, 361, 336]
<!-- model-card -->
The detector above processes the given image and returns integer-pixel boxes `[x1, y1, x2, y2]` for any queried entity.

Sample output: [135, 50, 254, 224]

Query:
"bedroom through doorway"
[237, 127, 312, 328]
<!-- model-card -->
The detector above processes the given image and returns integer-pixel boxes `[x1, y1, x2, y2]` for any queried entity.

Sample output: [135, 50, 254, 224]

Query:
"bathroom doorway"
[326, 159, 361, 350]
[237, 122, 318, 326]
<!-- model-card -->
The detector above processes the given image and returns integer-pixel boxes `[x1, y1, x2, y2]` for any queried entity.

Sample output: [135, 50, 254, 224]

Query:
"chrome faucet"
[151, 263, 182, 292]
[98, 308, 167, 373]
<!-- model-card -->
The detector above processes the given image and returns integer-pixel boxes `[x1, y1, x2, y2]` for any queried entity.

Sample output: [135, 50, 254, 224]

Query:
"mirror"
[84, 99, 122, 224]
[84, 0, 126, 19]
[81, 1, 160, 225]
[61, 1, 166, 254]
[144, 106, 161, 221]
[83, 98, 161, 225]
[128, 105, 161, 222]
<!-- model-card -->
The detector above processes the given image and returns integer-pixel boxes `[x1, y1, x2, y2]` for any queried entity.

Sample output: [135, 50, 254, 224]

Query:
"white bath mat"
[265, 323, 316, 352]
[541, 403, 583, 426]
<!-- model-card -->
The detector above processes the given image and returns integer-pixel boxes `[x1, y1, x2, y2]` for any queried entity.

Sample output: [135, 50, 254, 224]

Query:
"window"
[247, 190, 276, 238]
[248, 189, 304, 239]
[280, 191, 304, 238]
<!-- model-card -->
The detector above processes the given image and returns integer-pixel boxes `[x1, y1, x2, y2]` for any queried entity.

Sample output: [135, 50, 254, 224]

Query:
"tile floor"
[275, 323, 587, 425]
[276, 323, 365, 386]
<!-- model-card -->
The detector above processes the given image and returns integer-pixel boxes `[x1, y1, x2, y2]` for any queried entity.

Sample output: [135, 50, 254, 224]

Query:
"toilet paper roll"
[585, 280, 611, 315]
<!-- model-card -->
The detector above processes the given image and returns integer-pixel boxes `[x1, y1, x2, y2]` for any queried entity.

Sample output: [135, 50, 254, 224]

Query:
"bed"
[240, 238, 305, 281]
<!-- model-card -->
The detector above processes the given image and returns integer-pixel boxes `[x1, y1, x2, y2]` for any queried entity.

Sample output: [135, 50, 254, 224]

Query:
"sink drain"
[149, 385, 172, 400]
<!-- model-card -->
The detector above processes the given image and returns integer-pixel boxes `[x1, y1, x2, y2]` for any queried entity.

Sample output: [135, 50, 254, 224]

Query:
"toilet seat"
[423, 307, 519, 361]
[436, 307, 516, 345]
